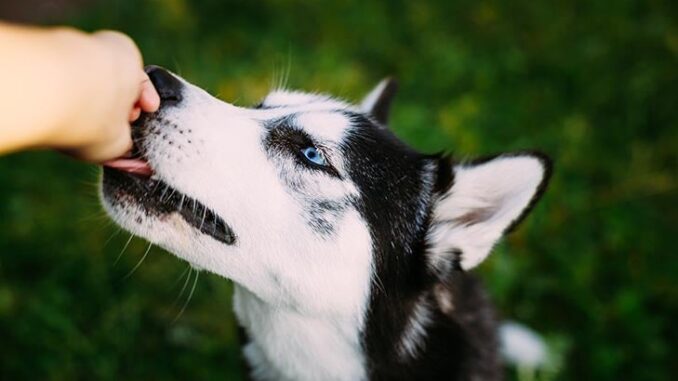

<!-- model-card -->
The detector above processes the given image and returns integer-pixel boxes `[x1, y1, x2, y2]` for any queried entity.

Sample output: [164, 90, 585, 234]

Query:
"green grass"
[1, 0, 676, 379]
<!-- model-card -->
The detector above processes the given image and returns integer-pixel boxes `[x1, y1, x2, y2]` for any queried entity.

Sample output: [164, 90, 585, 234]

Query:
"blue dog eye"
[301, 147, 327, 166]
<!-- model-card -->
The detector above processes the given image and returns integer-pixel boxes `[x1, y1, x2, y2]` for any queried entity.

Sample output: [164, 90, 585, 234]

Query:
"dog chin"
[100, 185, 211, 273]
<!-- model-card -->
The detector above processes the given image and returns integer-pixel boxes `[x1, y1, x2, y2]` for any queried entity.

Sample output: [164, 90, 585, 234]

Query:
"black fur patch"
[339, 112, 502, 380]
[433, 155, 455, 195]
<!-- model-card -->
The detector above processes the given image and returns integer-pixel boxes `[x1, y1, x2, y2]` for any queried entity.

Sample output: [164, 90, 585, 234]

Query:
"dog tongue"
[103, 158, 153, 176]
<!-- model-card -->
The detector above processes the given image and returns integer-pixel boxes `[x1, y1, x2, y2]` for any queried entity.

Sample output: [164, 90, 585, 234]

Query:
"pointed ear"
[360, 77, 398, 125]
[427, 153, 552, 274]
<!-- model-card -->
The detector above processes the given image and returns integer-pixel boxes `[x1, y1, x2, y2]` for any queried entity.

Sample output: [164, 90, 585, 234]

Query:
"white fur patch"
[500, 321, 548, 369]
[294, 112, 349, 146]
[397, 294, 433, 360]
[235, 286, 368, 381]
[263, 90, 354, 112]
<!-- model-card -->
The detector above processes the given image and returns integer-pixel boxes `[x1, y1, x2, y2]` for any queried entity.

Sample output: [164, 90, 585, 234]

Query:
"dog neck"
[233, 285, 367, 381]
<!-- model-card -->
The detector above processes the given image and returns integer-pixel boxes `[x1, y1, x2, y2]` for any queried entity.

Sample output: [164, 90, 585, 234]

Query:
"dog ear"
[360, 77, 398, 125]
[427, 153, 552, 276]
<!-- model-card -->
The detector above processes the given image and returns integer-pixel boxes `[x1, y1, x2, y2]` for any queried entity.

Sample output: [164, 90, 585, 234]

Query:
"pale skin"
[0, 22, 160, 162]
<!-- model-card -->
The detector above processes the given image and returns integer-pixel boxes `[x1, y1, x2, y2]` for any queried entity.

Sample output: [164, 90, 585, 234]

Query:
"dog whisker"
[114, 234, 135, 265]
[172, 267, 193, 307]
[150, 180, 163, 194]
[159, 184, 170, 201]
[173, 269, 199, 323]
[199, 206, 208, 231]
[178, 194, 186, 212]
[102, 228, 122, 249]
[212, 208, 218, 235]
[124, 242, 153, 279]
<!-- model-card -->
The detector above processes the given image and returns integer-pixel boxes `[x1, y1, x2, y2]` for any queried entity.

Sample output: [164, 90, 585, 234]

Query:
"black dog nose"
[145, 65, 183, 104]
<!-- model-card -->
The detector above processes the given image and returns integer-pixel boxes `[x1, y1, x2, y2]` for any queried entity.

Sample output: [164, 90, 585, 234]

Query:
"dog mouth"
[102, 139, 236, 245]
[102, 157, 153, 176]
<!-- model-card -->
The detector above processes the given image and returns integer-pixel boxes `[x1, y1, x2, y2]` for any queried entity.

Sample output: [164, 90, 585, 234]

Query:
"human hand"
[55, 30, 160, 162]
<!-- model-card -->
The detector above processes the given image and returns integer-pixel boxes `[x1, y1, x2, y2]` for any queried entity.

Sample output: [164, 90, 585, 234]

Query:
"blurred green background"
[1, 0, 676, 380]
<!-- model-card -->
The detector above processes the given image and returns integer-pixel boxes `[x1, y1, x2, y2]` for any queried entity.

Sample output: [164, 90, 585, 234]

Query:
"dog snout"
[146, 65, 183, 105]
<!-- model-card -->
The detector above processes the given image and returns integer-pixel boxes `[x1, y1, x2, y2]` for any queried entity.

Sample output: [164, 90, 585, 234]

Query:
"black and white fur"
[101, 67, 552, 381]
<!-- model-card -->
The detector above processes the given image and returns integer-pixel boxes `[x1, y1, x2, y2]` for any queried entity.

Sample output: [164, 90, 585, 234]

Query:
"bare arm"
[0, 23, 159, 162]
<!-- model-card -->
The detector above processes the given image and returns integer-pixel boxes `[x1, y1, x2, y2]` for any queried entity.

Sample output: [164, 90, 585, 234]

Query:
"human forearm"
[0, 24, 98, 153]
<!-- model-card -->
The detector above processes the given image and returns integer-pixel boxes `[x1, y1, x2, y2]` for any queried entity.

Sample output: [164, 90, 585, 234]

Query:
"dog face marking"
[101, 67, 551, 381]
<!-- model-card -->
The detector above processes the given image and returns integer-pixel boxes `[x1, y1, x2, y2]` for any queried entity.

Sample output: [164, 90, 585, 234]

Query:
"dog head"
[101, 67, 551, 322]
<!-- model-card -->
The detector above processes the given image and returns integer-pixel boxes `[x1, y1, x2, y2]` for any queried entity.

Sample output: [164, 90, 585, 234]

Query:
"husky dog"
[101, 66, 551, 381]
